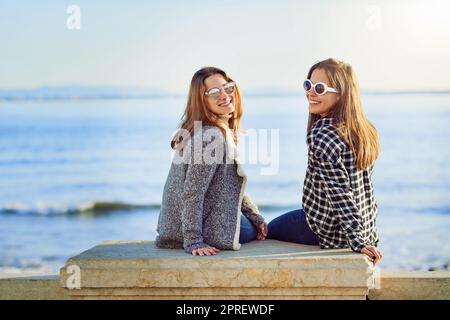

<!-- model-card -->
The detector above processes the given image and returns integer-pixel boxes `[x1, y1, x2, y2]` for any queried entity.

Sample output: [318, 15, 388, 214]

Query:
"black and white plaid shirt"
[302, 118, 379, 252]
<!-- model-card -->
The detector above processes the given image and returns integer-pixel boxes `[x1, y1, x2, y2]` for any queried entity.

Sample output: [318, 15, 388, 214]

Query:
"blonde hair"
[171, 67, 243, 149]
[307, 58, 380, 170]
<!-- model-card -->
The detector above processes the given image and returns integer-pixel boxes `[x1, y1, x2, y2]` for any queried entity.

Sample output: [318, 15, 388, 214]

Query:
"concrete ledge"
[0, 274, 69, 300]
[3, 241, 449, 300]
[369, 271, 450, 300]
[59, 240, 375, 300]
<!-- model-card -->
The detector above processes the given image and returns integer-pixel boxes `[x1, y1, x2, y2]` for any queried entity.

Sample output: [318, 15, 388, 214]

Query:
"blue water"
[1, 94, 450, 272]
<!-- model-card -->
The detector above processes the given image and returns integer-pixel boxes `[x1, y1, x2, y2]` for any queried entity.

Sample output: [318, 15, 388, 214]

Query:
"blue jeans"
[239, 214, 258, 244]
[267, 209, 320, 245]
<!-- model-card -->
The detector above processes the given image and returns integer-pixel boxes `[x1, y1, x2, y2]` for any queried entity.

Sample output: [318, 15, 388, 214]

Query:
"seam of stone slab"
[68, 252, 363, 260]
[61, 258, 371, 269]
[59, 271, 371, 288]
[62, 287, 369, 296]
[66, 253, 365, 260]
[68, 240, 363, 260]
[59, 267, 373, 280]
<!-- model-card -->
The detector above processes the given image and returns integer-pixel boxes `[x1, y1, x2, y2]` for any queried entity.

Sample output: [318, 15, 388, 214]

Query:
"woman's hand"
[257, 222, 268, 240]
[192, 246, 220, 256]
[361, 246, 383, 266]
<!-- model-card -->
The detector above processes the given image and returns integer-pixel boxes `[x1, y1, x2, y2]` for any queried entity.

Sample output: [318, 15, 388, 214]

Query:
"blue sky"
[0, 0, 449, 93]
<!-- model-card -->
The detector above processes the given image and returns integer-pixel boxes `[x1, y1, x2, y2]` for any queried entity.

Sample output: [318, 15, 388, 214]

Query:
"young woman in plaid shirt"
[267, 58, 383, 265]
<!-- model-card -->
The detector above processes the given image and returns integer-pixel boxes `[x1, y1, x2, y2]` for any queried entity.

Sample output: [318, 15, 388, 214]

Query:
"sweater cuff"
[183, 242, 209, 254]
[249, 214, 265, 227]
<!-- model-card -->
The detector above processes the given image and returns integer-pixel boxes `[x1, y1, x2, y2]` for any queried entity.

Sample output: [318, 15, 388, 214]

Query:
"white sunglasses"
[303, 79, 339, 96]
[204, 82, 235, 100]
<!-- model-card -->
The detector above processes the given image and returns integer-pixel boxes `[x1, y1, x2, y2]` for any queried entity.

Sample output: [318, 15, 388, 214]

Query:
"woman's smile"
[217, 96, 233, 107]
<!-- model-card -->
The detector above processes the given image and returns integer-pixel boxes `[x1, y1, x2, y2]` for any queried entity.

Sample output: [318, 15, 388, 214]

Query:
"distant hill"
[0, 85, 178, 101]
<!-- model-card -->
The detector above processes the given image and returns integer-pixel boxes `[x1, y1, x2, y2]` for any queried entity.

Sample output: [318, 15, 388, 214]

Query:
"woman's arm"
[181, 131, 221, 254]
[312, 144, 367, 252]
[241, 193, 267, 240]
[241, 193, 265, 226]
[315, 145, 383, 263]
[181, 159, 217, 253]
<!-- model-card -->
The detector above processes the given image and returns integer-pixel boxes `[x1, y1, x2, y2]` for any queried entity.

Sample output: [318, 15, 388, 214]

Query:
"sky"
[0, 0, 449, 93]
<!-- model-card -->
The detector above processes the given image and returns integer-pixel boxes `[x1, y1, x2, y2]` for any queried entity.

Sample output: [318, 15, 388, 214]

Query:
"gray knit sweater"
[156, 124, 265, 253]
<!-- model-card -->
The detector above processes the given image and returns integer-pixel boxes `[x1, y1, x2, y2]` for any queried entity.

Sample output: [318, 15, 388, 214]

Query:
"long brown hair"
[171, 67, 243, 149]
[307, 58, 379, 170]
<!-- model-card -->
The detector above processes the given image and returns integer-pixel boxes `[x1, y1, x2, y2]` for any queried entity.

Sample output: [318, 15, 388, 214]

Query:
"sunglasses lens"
[224, 84, 235, 94]
[315, 83, 325, 95]
[303, 80, 311, 91]
[207, 88, 220, 98]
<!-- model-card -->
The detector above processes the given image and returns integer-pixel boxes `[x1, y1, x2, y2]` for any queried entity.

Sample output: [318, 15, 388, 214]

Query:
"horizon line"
[1, 90, 450, 102]
[1, 84, 450, 94]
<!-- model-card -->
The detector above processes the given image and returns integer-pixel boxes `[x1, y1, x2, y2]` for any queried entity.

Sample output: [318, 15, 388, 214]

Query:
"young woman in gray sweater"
[156, 67, 268, 256]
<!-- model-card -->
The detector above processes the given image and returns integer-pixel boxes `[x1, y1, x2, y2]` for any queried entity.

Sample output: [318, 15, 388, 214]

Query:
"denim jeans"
[267, 209, 320, 245]
[239, 214, 258, 244]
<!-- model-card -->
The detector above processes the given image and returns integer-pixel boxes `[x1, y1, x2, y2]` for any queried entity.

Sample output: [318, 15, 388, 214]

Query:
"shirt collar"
[313, 117, 334, 128]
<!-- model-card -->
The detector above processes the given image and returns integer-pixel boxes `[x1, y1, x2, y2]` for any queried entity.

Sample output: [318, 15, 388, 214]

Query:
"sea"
[1, 93, 450, 273]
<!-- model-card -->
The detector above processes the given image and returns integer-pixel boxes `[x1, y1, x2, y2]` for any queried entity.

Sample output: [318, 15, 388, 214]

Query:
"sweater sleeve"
[180, 129, 221, 253]
[241, 193, 265, 226]
[312, 139, 368, 252]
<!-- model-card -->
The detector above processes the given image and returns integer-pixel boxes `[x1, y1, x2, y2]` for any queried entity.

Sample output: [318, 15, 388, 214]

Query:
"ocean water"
[1, 94, 450, 273]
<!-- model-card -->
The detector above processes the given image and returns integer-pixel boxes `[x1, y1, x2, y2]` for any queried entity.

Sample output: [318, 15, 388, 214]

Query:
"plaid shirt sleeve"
[311, 135, 368, 252]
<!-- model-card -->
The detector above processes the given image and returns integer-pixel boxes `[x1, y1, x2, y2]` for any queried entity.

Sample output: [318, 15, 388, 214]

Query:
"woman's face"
[306, 68, 340, 117]
[204, 74, 235, 119]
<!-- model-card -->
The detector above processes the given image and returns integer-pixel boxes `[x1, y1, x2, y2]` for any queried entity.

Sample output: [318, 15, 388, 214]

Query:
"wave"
[0, 201, 297, 217]
[5, 201, 448, 217]
[0, 201, 161, 216]
[414, 206, 450, 215]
